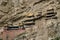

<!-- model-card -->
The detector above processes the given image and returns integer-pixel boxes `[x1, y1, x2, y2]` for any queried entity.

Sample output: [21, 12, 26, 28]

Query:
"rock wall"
[0, 0, 60, 40]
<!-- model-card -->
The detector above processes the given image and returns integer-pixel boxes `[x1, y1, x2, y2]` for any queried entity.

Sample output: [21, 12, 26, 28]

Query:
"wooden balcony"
[24, 21, 35, 25]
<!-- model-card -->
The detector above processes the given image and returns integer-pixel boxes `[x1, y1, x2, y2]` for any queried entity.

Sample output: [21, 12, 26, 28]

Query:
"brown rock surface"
[0, 0, 60, 40]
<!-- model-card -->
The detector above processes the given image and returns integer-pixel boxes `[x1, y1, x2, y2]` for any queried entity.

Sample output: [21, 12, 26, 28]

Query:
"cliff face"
[0, 0, 60, 40]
